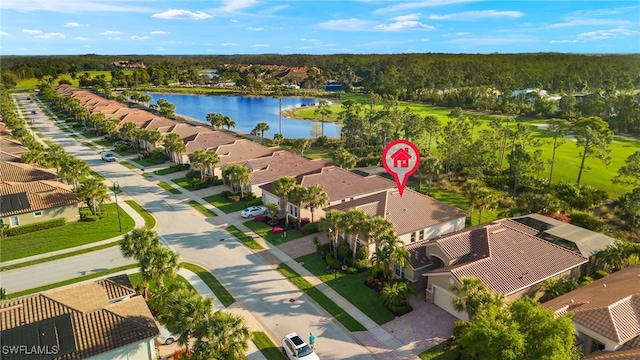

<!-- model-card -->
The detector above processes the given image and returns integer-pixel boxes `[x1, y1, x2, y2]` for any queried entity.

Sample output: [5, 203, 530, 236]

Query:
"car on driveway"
[281, 332, 319, 360]
[156, 325, 179, 345]
[241, 206, 267, 218]
[100, 151, 116, 162]
[112, 140, 131, 146]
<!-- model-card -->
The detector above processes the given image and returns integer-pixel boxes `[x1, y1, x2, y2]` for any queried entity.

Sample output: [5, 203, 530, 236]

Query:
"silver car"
[241, 206, 267, 218]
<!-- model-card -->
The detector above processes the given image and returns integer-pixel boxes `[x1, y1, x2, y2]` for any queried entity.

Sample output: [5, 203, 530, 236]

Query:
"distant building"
[111, 61, 146, 69]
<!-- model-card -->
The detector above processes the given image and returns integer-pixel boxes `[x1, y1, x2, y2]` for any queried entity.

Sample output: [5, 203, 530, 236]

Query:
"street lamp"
[113, 181, 122, 232]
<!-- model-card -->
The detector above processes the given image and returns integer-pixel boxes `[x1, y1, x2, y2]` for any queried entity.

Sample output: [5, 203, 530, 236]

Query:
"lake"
[147, 93, 340, 139]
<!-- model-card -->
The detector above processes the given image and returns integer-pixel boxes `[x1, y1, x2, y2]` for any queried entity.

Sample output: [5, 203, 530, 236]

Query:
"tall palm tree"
[119, 227, 161, 261]
[287, 185, 308, 229]
[222, 164, 252, 198]
[188, 149, 208, 179]
[303, 185, 328, 222]
[192, 311, 250, 360]
[140, 245, 180, 289]
[364, 216, 395, 252]
[163, 132, 186, 163]
[463, 180, 483, 224]
[265, 202, 280, 225]
[21, 148, 48, 167]
[142, 129, 163, 152]
[164, 288, 215, 349]
[314, 99, 332, 137]
[450, 277, 504, 320]
[223, 116, 236, 130]
[319, 210, 343, 259]
[273, 133, 284, 146]
[46, 145, 68, 172]
[207, 113, 224, 129]
[201, 150, 220, 179]
[253, 121, 270, 137]
[75, 178, 109, 215]
[59, 156, 90, 189]
[272, 176, 297, 227]
[121, 121, 138, 142]
[340, 209, 368, 263]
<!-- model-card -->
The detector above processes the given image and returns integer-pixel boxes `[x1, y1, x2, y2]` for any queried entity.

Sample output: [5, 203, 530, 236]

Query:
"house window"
[410, 232, 416, 243]
[289, 204, 294, 216]
[34, 211, 43, 217]
[10, 216, 19, 227]
[419, 230, 424, 240]
[394, 266, 405, 279]
[591, 341, 605, 353]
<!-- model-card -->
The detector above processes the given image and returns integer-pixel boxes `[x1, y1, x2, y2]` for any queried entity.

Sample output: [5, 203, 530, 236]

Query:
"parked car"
[100, 151, 116, 162]
[241, 206, 267, 218]
[156, 325, 179, 345]
[112, 140, 131, 146]
[281, 333, 319, 360]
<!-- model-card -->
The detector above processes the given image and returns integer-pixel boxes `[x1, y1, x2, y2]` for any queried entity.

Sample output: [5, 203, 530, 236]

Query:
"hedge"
[7, 217, 66, 236]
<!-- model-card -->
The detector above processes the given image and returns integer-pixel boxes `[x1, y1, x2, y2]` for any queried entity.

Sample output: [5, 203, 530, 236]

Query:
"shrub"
[570, 212, 604, 232]
[302, 222, 319, 234]
[221, 190, 232, 198]
[580, 276, 594, 286]
[452, 320, 468, 340]
[347, 267, 357, 274]
[190, 179, 207, 190]
[300, 218, 310, 227]
[318, 242, 330, 255]
[6, 217, 66, 236]
[354, 259, 371, 271]
[186, 170, 200, 179]
[150, 148, 168, 161]
[115, 144, 128, 152]
[246, 198, 263, 207]
[325, 253, 339, 269]
[228, 195, 241, 203]
[594, 270, 609, 279]
[82, 214, 99, 222]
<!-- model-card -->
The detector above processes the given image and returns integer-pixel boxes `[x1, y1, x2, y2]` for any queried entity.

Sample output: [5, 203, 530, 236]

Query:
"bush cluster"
[6, 217, 66, 236]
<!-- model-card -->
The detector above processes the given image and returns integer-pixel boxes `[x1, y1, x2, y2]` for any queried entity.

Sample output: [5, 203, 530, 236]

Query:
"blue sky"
[1, 0, 639, 55]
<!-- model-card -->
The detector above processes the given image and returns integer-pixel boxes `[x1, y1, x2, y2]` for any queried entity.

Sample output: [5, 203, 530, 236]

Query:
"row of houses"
[53, 85, 637, 358]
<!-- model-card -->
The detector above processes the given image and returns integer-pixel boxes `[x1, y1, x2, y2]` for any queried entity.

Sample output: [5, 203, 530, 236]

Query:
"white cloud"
[456, 32, 470, 36]
[230, 19, 239, 23]
[218, 0, 257, 12]
[375, 20, 434, 31]
[222, 42, 238, 46]
[252, 44, 269, 47]
[300, 38, 320, 42]
[22, 29, 43, 34]
[74, 36, 88, 41]
[64, 22, 81, 27]
[548, 18, 631, 28]
[576, 28, 640, 41]
[0, 0, 154, 13]
[0, 31, 8, 36]
[100, 30, 122, 35]
[130, 35, 150, 41]
[373, 0, 474, 14]
[152, 9, 212, 20]
[316, 18, 373, 31]
[35, 33, 65, 39]
[247, 27, 264, 31]
[392, 14, 421, 21]
[150, 30, 168, 35]
[429, 10, 524, 21]
[549, 39, 578, 44]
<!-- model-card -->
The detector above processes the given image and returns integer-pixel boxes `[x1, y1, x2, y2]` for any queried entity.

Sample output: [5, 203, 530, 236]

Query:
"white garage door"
[433, 286, 469, 321]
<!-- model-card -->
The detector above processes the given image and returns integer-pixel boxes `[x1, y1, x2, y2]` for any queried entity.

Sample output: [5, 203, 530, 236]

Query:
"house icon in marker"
[391, 147, 412, 168]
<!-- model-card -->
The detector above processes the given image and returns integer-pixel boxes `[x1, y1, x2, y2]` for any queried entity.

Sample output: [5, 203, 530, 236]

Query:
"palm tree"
[265, 202, 280, 225]
[288, 185, 308, 229]
[272, 176, 297, 227]
[120, 227, 161, 261]
[319, 210, 343, 259]
[303, 185, 328, 222]
[463, 180, 483, 224]
[372, 234, 410, 283]
[272, 133, 284, 146]
[142, 129, 163, 152]
[207, 113, 224, 129]
[59, 156, 90, 189]
[189, 149, 208, 179]
[201, 150, 220, 179]
[192, 311, 250, 360]
[45, 145, 69, 173]
[364, 216, 395, 252]
[75, 178, 109, 215]
[140, 245, 180, 289]
[222, 164, 252, 198]
[121, 121, 138, 142]
[253, 121, 270, 137]
[381, 281, 416, 310]
[163, 132, 186, 163]
[164, 288, 215, 349]
[222, 116, 236, 130]
[420, 155, 442, 195]
[450, 277, 504, 320]
[292, 138, 311, 156]
[475, 188, 498, 225]
[21, 148, 48, 167]
[314, 99, 333, 137]
[340, 209, 368, 263]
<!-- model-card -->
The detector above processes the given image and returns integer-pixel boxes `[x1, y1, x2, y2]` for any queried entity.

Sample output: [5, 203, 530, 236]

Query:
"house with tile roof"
[0, 136, 30, 157]
[223, 151, 329, 197]
[0, 275, 160, 360]
[414, 219, 588, 321]
[543, 266, 640, 358]
[1, 161, 59, 183]
[0, 180, 81, 228]
[325, 187, 467, 247]
[260, 166, 396, 222]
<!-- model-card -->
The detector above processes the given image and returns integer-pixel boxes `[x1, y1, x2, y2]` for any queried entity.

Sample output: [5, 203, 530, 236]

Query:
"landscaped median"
[226, 225, 263, 250]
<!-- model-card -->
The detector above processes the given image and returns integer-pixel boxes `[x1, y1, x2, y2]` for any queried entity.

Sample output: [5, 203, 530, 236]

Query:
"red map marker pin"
[382, 140, 421, 197]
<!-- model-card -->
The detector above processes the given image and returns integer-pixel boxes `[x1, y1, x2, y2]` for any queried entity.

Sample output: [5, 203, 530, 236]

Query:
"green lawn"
[125, 200, 157, 228]
[6, 264, 138, 299]
[297, 253, 395, 325]
[188, 200, 217, 217]
[1, 203, 135, 262]
[94, 139, 111, 147]
[203, 193, 254, 214]
[0, 242, 119, 272]
[424, 185, 502, 225]
[157, 181, 182, 194]
[419, 340, 465, 360]
[172, 176, 194, 190]
[131, 157, 166, 167]
[243, 220, 304, 245]
[252, 332, 283, 360]
[154, 166, 188, 175]
[226, 225, 263, 250]
[180, 262, 235, 307]
[89, 169, 106, 181]
[120, 161, 139, 170]
[128, 272, 194, 293]
[277, 263, 366, 332]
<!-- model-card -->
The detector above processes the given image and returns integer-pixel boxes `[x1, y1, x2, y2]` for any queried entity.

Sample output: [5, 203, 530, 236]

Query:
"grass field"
[1, 203, 135, 262]
[203, 193, 253, 214]
[157, 180, 182, 194]
[128, 272, 193, 294]
[297, 252, 395, 325]
[243, 220, 304, 245]
[180, 262, 235, 307]
[226, 225, 263, 250]
[188, 200, 217, 217]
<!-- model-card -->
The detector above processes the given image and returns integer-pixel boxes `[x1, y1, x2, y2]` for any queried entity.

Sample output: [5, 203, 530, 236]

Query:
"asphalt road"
[3, 94, 376, 360]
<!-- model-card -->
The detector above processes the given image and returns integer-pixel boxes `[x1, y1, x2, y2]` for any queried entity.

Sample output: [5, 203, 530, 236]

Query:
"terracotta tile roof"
[116, 110, 157, 123]
[0, 150, 21, 162]
[584, 349, 640, 359]
[184, 130, 242, 153]
[426, 220, 588, 295]
[544, 266, 640, 344]
[260, 166, 395, 203]
[325, 188, 467, 236]
[216, 140, 279, 166]
[157, 123, 211, 138]
[141, 117, 179, 131]
[0, 277, 158, 360]
[241, 151, 329, 185]
[406, 241, 434, 270]
[1, 161, 58, 182]
[0, 180, 81, 216]
[0, 136, 30, 155]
